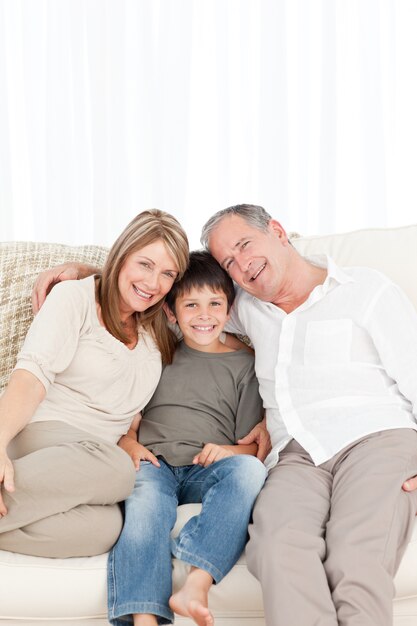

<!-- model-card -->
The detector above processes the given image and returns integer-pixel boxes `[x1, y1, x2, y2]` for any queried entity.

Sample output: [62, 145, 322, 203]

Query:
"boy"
[108, 250, 267, 626]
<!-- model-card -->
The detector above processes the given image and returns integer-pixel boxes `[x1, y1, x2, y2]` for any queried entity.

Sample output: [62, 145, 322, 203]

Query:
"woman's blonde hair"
[96, 209, 189, 364]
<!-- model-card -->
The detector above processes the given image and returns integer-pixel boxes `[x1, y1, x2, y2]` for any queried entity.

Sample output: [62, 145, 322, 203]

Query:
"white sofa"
[1, 224, 417, 626]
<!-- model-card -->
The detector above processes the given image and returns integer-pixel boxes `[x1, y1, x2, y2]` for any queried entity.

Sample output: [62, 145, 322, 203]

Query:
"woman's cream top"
[14, 276, 162, 443]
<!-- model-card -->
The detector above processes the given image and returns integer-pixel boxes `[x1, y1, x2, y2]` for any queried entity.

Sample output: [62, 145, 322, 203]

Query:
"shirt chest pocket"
[304, 319, 352, 365]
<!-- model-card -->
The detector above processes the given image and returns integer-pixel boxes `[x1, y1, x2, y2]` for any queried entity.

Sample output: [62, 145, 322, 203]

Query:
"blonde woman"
[0, 210, 189, 558]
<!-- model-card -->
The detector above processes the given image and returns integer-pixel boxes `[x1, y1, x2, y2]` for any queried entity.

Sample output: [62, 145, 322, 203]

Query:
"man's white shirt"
[226, 256, 417, 469]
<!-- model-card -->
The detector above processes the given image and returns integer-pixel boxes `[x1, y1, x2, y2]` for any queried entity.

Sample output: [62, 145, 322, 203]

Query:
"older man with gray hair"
[201, 204, 417, 626]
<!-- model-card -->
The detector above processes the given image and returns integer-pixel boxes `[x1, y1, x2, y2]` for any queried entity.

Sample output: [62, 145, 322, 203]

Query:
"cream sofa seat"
[1, 224, 417, 626]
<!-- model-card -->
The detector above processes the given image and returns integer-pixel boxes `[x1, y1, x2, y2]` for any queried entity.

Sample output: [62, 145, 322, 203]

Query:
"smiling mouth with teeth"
[133, 285, 152, 299]
[192, 325, 215, 332]
[251, 263, 266, 281]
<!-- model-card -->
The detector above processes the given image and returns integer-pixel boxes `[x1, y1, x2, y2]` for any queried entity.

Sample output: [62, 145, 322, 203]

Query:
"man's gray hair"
[200, 204, 272, 249]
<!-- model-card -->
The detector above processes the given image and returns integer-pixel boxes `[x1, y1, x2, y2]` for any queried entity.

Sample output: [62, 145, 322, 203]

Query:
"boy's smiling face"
[166, 285, 231, 352]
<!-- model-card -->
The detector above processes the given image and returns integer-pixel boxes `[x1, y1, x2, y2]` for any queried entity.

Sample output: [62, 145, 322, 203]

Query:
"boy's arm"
[193, 441, 258, 467]
[233, 356, 270, 458]
[194, 356, 269, 468]
[118, 413, 160, 470]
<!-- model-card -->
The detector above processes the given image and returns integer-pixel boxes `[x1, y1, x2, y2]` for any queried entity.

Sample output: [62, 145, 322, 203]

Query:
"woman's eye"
[140, 261, 151, 269]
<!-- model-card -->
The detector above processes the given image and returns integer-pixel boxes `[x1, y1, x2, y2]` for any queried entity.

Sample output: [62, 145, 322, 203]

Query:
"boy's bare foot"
[169, 568, 214, 626]
[133, 613, 158, 626]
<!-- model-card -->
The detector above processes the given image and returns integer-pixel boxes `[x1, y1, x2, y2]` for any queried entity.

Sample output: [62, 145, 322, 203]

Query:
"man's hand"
[402, 475, 417, 492]
[0, 450, 15, 516]
[31, 262, 101, 314]
[238, 417, 271, 462]
[193, 443, 234, 467]
[31, 264, 80, 314]
[118, 436, 160, 471]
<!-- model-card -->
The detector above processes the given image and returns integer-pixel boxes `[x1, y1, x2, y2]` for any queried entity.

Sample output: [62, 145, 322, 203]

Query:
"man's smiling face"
[208, 214, 291, 305]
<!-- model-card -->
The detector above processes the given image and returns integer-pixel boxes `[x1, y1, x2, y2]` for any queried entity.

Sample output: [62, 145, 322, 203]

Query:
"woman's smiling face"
[117, 239, 179, 319]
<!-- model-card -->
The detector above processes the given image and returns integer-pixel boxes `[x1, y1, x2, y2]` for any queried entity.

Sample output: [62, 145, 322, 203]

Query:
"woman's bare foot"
[169, 568, 214, 626]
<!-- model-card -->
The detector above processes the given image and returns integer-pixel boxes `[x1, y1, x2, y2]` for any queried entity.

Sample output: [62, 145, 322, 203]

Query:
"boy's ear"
[163, 302, 177, 324]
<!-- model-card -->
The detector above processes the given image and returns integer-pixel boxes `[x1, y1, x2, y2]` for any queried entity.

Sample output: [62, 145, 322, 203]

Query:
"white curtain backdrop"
[1, 0, 416, 249]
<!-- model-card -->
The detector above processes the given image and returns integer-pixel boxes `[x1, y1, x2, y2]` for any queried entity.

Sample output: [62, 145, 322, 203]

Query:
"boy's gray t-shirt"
[139, 341, 263, 466]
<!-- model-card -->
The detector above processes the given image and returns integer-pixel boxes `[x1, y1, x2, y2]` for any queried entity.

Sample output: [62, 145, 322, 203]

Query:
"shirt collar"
[306, 254, 355, 290]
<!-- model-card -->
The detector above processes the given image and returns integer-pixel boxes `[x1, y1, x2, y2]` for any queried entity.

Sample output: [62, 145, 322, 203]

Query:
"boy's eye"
[210, 301, 221, 307]
[185, 303, 197, 308]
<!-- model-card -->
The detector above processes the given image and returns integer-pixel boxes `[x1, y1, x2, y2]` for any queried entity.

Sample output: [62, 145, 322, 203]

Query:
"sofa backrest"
[1, 225, 416, 394]
[292, 224, 417, 310]
[0, 241, 108, 393]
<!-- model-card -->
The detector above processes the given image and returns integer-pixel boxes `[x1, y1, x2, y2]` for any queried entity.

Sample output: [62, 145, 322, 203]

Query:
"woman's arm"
[2, 281, 89, 514]
[0, 370, 46, 515]
[117, 413, 160, 470]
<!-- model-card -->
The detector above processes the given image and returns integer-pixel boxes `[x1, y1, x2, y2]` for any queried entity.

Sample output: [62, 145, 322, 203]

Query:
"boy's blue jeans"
[107, 455, 267, 625]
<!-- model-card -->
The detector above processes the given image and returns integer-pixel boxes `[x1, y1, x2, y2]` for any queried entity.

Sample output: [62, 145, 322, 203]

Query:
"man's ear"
[269, 219, 288, 243]
[163, 302, 177, 324]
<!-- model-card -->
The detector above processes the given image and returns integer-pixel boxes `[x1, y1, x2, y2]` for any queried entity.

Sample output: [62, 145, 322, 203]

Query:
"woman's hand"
[0, 450, 15, 516]
[118, 436, 160, 471]
[193, 443, 234, 467]
[403, 475, 417, 493]
[238, 417, 271, 462]
[0, 371, 46, 516]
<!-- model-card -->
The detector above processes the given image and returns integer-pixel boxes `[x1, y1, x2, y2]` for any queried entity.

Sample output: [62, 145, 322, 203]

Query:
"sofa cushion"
[0, 504, 263, 621]
[0, 241, 108, 394]
[1, 503, 417, 621]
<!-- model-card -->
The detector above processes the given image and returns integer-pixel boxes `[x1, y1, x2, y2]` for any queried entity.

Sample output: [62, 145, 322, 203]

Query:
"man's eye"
[241, 240, 250, 249]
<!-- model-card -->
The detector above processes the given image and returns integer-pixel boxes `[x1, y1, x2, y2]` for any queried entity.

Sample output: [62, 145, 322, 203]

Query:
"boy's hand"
[118, 436, 160, 471]
[238, 417, 271, 461]
[193, 443, 234, 467]
[0, 450, 15, 516]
